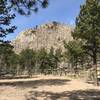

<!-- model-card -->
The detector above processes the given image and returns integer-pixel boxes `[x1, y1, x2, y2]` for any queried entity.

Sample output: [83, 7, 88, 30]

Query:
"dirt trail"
[0, 75, 100, 100]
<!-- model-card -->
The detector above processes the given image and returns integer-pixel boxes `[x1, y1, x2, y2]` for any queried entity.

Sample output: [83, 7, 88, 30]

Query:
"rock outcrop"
[12, 21, 73, 53]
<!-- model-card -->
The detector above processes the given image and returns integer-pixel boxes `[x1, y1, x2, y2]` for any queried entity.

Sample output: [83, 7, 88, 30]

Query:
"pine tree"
[0, 0, 16, 43]
[55, 48, 62, 68]
[64, 40, 86, 75]
[19, 49, 37, 77]
[9, 0, 48, 15]
[0, 0, 48, 43]
[48, 47, 56, 69]
[0, 42, 14, 77]
[72, 0, 100, 85]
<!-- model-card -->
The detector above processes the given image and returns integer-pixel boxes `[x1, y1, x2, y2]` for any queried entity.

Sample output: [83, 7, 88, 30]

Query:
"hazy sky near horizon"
[6, 0, 85, 41]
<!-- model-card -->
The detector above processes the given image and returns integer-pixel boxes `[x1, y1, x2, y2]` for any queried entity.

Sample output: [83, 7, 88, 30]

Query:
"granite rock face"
[12, 22, 73, 53]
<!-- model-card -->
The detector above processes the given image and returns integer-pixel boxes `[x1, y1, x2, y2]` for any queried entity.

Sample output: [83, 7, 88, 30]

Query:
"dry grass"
[0, 75, 100, 100]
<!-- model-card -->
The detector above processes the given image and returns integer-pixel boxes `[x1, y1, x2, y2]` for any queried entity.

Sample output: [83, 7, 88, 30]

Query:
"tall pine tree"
[72, 0, 100, 85]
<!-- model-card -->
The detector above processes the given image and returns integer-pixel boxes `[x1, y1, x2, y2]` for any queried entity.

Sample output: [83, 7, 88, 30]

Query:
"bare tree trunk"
[93, 53, 98, 86]
[93, 64, 98, 86]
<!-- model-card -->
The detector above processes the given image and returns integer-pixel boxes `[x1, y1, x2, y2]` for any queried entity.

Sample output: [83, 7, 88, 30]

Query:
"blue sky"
[6, 0, 85, 41]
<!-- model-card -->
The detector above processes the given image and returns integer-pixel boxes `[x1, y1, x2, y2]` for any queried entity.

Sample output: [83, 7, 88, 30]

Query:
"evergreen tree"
[7, 53, 19, 76]
[37, 48, 48, 74]
[37, 47, 61, 74]
[64, 40, 86, 74]
[72, 0, 100, 85]
[0, 0, 48, 43]
[19, 49, 37, 77]
[0, 42, 14, 76]
[48, 47, 56, 69]
[55, 48, 62, 67]
[9, 0, 48, 15]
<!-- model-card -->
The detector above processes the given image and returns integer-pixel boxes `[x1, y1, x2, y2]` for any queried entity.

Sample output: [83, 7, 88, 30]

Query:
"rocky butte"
[12, 21, 73, 53]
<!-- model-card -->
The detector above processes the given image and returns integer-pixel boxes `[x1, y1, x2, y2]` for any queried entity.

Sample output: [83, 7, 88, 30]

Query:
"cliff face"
[12, 22, 73, 53]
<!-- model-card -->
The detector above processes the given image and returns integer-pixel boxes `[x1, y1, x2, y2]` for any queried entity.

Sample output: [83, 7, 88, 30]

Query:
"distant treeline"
[0, 43, 63, 77]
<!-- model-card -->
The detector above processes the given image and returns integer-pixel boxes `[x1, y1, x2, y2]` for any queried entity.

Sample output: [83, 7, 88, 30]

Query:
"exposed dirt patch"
[0, 75, 100, 100]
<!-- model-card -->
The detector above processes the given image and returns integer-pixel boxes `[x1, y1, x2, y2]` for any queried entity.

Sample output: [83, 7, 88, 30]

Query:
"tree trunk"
[93, 64, 98, 86]
[93, 53, 98, 86]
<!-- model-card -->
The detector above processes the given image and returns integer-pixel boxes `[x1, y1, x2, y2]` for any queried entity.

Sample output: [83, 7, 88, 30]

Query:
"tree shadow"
[0, 79, 70, 89]
[25, 89, 100, 100]
[86, 81, 94, 85]
[0, 76, 37, 80]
